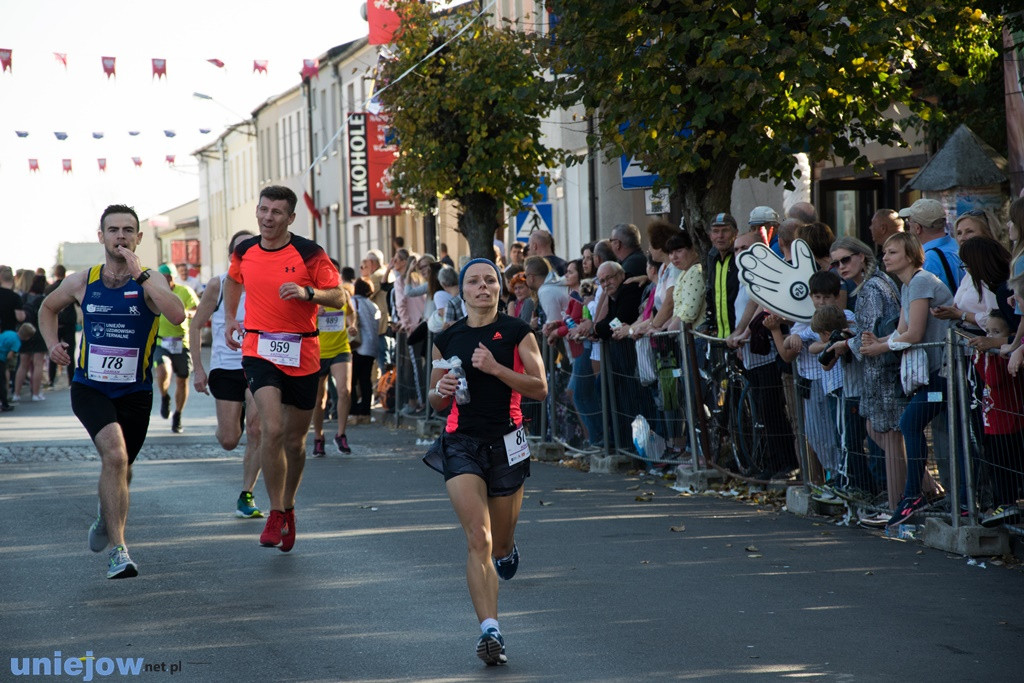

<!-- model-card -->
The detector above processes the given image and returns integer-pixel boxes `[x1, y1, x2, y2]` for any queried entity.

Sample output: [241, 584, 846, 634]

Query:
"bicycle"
[692, 332, 762, 475]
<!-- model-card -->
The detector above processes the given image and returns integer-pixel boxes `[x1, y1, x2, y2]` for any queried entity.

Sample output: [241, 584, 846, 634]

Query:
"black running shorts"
[242, 356, 319, 410]
[153, 346, 193, 379]
[427, 430, 529, 497]
[71, 383, 153, 464]
[208, 368, 247, 403]
[318, 352, 352, 377]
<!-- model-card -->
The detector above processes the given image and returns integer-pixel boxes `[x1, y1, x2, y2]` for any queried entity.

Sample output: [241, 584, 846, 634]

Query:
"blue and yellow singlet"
[74, 265, 159, 397]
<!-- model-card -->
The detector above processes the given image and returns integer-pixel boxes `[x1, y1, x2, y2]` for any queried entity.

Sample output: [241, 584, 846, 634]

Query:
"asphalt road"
[1, 376, 1022, 682]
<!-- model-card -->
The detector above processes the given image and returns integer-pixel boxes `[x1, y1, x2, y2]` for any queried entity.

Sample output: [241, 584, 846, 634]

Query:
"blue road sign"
[620, 154, 659, 190]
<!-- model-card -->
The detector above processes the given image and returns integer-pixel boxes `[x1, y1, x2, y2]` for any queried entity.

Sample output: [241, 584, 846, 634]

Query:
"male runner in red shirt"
[223, 185, 345, 551]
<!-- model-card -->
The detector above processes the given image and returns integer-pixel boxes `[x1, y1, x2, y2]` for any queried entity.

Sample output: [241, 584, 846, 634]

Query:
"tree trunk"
[675, 156, 741, 260]
[458, 192, 502, 260]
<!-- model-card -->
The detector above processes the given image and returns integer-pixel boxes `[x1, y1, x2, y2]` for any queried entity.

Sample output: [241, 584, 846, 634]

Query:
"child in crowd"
[771, 272, 845, 494]
[976, 309, 1024, 527]
[810, 303, 883, 509]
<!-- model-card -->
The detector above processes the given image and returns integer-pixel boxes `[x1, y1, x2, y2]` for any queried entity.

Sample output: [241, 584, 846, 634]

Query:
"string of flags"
[12, 129, 206, 139]
[26, 156, 179, 173]
[0, 49, 321, 78]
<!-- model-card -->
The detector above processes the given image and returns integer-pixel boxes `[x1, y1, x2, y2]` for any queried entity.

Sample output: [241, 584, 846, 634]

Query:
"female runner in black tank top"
[427, 259, 546, 666]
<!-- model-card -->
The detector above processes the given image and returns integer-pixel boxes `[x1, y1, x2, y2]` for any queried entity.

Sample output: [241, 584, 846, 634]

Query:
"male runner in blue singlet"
[39, 204, 186, 579]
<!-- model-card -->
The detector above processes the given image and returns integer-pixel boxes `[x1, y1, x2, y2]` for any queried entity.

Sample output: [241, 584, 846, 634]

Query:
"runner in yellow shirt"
[311, 259, 356, 456]
[154, 263, 199, 433]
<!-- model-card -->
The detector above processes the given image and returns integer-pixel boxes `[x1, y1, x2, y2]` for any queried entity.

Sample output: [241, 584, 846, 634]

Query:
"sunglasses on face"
[829, 254, 855, 269]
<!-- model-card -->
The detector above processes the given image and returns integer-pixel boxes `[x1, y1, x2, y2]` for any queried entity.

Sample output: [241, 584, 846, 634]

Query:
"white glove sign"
[737, 238, 816, 323]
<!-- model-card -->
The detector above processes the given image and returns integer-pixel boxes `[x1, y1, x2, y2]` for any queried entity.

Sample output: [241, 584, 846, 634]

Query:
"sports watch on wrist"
[305, 286, 315, 301]
[135, 270, 151, 285]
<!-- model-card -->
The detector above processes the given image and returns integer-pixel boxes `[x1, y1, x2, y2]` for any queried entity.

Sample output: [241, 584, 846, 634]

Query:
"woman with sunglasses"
[825, 237, 905, 516]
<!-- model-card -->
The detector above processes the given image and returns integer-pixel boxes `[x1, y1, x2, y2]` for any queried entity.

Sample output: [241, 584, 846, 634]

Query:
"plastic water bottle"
[450, 357, 471, 405]
[565, 315, 577, 330]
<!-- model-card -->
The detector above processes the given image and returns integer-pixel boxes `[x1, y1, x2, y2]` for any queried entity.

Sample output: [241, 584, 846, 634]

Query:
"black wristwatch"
[304, 286, 315, 301]
[135, 270, 152, 285]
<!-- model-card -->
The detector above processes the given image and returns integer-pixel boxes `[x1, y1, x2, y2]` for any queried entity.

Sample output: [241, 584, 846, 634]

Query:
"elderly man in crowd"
[868, 209, 904, 248]
[589, 261, 655, 449]
[609, 223, 646, 278]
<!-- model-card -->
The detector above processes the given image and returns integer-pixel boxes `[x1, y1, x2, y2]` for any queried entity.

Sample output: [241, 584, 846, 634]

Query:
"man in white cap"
[898, 198, 963, 294]
[748, 206, 781, 257]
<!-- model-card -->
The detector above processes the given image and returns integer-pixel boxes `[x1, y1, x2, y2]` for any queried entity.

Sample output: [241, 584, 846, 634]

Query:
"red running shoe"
[260, 509, 286, 547]
[279, 508, 296, 552]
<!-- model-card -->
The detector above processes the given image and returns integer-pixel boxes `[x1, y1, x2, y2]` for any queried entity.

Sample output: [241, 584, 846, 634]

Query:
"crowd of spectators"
[504, 196, 1024, 532]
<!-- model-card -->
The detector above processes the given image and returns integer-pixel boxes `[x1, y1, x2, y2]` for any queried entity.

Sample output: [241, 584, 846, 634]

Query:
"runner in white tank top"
[189, 231, 264, 519]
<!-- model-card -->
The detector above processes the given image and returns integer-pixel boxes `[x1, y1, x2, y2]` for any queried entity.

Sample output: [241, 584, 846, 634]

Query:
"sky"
[0, 0, 367, 271]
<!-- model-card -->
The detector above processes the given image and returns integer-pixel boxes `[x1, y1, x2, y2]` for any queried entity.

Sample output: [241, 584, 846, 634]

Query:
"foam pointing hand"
[737, 238, 816, 323]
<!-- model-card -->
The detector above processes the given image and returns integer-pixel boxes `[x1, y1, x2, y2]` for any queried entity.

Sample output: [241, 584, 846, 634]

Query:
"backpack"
[376, 367, 396, 412]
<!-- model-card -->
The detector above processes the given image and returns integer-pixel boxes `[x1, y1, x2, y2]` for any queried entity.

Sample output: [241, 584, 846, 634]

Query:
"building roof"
[902, 124, 1007, 191]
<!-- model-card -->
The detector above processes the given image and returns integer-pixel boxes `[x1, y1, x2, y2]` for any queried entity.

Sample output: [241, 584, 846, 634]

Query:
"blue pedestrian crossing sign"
[515, 202, 553, 241]
[620, 154, 659, 189]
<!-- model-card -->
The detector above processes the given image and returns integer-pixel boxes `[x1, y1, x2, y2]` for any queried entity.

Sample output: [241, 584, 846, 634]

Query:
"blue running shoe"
[493, 543, 519, 580]
[476, 628, 507, 666]
[106, 545, 138, 579]
[236, 491, 264, 519]
[88, 501, 108, 552]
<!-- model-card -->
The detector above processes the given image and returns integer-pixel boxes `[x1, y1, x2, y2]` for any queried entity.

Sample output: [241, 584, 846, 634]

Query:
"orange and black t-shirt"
[227, 234, 339, 376]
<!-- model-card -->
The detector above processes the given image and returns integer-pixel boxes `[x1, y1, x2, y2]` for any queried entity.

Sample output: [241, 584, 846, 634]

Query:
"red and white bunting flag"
[253, 59, 268, 74]
[368, 1, 401, 45]
[300, 59, 319, 80]
[101, 56, 116, 78]
[165, 155, 175, 165]
[62, 159, 72, 173]
[207, 58, 224, 68]
[98, 158, 107, 172]
[54, 52, 67, 69]
[0, 49, 12, 73]
[132, 157, 142, 168]
[28, 158, 39, 172]
[152, 58, 167, 79]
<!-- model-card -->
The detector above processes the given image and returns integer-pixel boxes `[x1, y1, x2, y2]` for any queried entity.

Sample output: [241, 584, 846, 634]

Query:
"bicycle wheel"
[728, 379, 759, 474]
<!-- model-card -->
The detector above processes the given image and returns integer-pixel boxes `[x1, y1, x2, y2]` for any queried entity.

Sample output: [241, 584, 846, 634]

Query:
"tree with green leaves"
[376, 2, 575, 259]
[547, 0, 1007, 248]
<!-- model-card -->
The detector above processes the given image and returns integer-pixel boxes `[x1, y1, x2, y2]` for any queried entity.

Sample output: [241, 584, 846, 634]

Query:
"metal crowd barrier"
[521, 321, 1023, 538]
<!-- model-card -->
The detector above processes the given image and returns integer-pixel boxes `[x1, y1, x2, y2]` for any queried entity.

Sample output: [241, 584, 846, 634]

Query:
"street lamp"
[192, 92, 255, 135]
